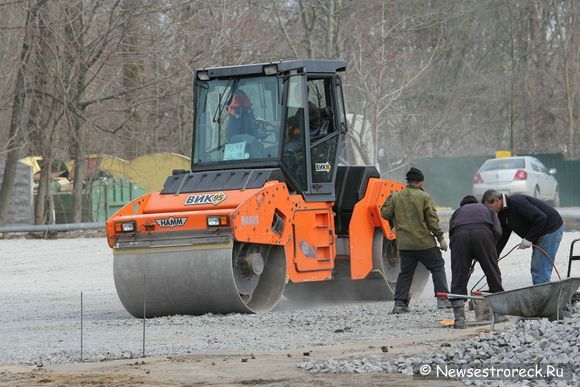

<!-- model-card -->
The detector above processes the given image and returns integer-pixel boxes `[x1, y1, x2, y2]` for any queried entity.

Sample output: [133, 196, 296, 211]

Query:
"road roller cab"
[106, 60, 428, 317]
[190, 60, 347, 201]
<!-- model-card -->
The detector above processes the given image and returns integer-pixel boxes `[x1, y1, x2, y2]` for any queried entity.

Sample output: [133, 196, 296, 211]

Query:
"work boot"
[468, 300, 474, 310]
[451, 300, 466, 329]
[391, 300, 409, 314]
[437, 297, 452, 309]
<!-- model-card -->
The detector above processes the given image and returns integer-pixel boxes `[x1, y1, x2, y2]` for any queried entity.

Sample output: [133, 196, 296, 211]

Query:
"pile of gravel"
[298, 306, 579, 386]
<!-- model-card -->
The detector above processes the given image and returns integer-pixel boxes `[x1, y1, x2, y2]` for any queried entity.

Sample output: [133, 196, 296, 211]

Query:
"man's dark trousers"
[450, 227, 503, 296]
[394, 246, 449, 302]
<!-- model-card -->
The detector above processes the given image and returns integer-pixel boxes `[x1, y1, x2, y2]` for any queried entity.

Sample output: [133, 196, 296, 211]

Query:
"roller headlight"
[115, 221, 136, 233]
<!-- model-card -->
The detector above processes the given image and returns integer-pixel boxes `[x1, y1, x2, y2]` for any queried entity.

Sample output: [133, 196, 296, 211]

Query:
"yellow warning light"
[495, 150, 512, 158]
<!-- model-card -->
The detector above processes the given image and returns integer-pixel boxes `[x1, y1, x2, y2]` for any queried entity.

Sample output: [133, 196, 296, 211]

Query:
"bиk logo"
[184, 192, 227, 206]
[315, 162, 332, 173]
[156, 217, 187, 228]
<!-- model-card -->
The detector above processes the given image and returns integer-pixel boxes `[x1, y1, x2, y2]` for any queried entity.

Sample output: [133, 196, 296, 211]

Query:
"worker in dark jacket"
[449, 195, 504, 328]
[482, 190, 563, 285]
[381, 167, 450, 314]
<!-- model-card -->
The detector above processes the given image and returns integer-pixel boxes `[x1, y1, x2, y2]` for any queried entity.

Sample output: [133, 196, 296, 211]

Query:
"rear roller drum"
[373, 229, 430, 299]
[283, 229, 429, 303]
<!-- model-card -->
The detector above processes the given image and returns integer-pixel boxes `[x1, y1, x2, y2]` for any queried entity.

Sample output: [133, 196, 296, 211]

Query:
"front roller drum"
[113, 240, 286, 317]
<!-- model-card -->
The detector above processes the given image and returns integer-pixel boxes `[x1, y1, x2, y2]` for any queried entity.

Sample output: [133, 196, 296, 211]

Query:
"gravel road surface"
[1, 232, 578, 366]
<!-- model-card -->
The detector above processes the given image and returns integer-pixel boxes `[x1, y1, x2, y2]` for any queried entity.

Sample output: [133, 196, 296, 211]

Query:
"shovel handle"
[436, 292, 485, 300]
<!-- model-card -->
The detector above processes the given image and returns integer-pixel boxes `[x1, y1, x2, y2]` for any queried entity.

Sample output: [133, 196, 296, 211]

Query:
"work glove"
[322, 106, 334, 119]
[438, 238, 448, 252]
[518, 239, 533, 249]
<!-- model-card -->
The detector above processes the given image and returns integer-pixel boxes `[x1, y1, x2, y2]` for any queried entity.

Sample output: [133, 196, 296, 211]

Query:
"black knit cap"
[405, 167, 424, 182]
[460, 195, 478, 206]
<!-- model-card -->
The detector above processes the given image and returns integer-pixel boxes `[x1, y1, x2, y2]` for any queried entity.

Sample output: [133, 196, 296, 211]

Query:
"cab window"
[308, 77, 338, 184]
[282, 75, 307, 189]
[193, 76, 282, 164]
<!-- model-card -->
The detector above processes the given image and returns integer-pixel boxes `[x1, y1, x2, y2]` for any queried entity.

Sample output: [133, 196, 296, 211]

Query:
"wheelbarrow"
[437, 277, 580, 331]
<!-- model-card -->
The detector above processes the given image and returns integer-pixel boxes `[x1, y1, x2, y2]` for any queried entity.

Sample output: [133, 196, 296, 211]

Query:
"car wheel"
[533, 186, 540, 199]
[551, 188, 560, 207]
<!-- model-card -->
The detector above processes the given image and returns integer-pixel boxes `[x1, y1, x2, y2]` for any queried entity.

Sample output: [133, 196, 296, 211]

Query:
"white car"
[472, 156, 559, 207]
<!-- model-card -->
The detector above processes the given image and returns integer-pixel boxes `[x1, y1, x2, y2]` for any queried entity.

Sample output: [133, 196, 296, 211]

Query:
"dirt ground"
[0, 328, 494, 386]
[1, 230, 578, 386]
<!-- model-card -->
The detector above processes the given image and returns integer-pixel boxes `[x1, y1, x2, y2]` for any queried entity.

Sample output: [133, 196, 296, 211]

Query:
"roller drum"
[284, 230, 430, 303]
[113, 239, 286, 317]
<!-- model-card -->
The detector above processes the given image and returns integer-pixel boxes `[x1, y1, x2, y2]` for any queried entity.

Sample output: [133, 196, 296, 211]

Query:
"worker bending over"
[482, 190, 563, 285]
[448, 195, 504, 328]
[381, 167, 451, 314]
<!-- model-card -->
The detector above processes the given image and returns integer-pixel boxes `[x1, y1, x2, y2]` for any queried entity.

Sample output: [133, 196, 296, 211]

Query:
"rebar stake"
[80, 291, 83, 362]
[143, 275, 146, 358]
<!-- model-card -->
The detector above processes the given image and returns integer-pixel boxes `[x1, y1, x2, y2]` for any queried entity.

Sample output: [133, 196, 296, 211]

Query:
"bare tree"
[0, 0, 48, 225]
[27, 1, 59, 225]
[271, 0, 349, 60]
[552, 0, 578, 159]
[2, 0, 580, 226]
[61, 0, 86, 223]
[119, 0, 145, 157]
[345, 1, 442, 171]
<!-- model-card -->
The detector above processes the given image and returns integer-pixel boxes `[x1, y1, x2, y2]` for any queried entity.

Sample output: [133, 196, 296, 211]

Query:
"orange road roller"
[106, 60, 429, 317]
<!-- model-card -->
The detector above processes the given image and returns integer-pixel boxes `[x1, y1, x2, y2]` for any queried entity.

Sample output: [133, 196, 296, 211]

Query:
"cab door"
[303, 75, 344, 202]
[282, 74, 308, 192]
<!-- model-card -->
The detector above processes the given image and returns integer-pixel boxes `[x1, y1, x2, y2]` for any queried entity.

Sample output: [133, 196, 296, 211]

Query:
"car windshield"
[193, 76, 282, 165]
[480, 158, 525, 171]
